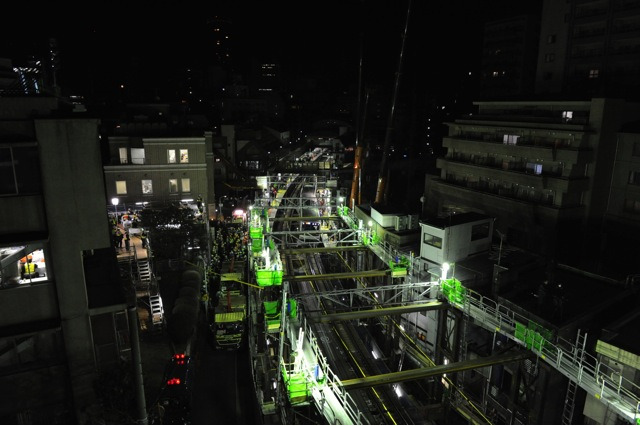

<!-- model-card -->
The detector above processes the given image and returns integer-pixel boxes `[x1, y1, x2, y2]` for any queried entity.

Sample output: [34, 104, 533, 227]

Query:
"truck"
[211, 261, 247, 350]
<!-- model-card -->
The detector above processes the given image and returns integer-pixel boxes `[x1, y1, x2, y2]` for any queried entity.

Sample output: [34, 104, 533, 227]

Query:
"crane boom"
[375, 0, 412, 205]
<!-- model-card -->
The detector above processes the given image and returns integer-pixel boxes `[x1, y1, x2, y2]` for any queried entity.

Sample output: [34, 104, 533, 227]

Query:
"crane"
[374, 0, 412, 205]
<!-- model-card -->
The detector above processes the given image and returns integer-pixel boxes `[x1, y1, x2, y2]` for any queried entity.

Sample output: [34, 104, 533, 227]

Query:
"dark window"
[0, 145, 41, 195]
[624, 198, 640, 215]
[13, 146, 41, 194]
[629, 171, 640, 186]
[0, 147, 16, 194]
[471, 222, 490, 241]
[424, 233, 442, 248]
[633, 142, 640, 157]
[545, 53, 555, 62]
[547, 34, 556, 44]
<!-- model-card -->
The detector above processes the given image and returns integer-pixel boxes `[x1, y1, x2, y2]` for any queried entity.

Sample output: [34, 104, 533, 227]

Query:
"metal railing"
[287, 311, 369, 424]
[445, 285, 640, 424]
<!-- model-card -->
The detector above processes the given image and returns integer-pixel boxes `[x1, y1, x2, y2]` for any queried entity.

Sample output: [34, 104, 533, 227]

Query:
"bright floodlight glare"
[368, 220, 373, 227]
[111, 198, 119, 206]
[339, 197, 344, 203]
[442, 262, 450, 272]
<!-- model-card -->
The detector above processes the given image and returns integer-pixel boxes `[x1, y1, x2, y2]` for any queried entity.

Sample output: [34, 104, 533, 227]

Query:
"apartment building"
[0, 97, 129, 423]
[423, 98, 640, 261]
[535, 0, 640, 100]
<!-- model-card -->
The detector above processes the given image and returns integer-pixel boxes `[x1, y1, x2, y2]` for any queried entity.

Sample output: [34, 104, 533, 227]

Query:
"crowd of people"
[210, 221, 248, 270]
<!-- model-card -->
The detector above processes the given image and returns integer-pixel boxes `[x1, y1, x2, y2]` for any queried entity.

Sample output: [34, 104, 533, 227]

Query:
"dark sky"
[1, 1, 542, 100]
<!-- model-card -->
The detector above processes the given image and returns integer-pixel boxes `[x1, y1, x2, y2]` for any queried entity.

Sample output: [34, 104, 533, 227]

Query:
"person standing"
[140, 231, 147, 249]
[124, 233, 130, 251]
[115, 228, 123, 249]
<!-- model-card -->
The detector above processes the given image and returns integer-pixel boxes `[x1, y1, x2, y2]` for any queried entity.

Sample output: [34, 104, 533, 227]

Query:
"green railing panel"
[250, 227, 263, 239]
[256, 269, 283, 287]
[287, 298, 297, 318]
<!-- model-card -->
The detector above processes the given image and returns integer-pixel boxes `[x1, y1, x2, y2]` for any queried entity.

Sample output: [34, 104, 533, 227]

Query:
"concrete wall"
[35, 118, 111, 415]
[0, 284, 59, 326]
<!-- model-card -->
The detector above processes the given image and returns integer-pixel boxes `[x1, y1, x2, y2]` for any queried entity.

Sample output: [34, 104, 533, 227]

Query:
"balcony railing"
[439, 176, 556, 206]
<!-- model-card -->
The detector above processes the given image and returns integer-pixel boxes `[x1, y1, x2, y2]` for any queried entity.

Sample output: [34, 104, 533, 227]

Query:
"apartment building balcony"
[443, 136, 593, 164]
[452, 113, 590, 127]
[428, 178, 585, 221]
[436, 158, 590, 195]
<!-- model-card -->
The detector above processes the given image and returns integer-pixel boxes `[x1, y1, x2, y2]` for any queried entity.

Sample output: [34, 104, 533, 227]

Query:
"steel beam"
[309, 301, 447, 323]
[284, 269, 388, 281]
[280, 245, 368, 255]
[270, 216, 340, 222]
[340, 351, 534, 390]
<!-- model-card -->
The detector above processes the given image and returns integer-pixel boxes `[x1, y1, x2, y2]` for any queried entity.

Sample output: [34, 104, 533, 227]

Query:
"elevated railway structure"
[246, 174, 640, 425]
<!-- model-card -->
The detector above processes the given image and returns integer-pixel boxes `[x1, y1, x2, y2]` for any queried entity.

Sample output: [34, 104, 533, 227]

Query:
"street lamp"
[111, 197, 119, 218]
[441, 262, 450, 280]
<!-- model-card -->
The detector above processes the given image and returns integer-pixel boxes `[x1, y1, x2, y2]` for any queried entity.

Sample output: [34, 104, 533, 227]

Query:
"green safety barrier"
[251, 239, 263, 252]
[514, 321, 553, 352]
[264, 300, 281, 331]
[281, 367, 311, 403]
[250, 226, 263, 239]
[441, 278, 466, 304]
[256, 269, 283, 287]
[287, 298, 297, 318]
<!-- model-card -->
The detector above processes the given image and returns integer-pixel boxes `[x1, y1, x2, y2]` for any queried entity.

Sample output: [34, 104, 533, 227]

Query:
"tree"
[140, 202, 206, 261]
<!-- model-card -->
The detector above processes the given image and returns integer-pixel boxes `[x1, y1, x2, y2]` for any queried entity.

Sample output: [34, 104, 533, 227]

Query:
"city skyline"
[2, 1, 542, 102]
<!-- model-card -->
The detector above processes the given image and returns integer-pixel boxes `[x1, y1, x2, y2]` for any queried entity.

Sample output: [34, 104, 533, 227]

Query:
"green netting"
[256, 269, 283, 287]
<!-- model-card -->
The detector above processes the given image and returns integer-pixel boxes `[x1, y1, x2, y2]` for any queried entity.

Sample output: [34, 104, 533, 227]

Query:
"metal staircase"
[445, 287, 640, 425]
[149, 294, 164, 330]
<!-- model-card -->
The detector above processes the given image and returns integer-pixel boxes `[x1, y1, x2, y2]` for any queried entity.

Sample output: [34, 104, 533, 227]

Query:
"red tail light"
[167, 378, 181, 385]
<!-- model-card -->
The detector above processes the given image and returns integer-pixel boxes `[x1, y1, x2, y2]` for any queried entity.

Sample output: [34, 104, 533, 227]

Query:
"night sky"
[1, 1, 541, 102]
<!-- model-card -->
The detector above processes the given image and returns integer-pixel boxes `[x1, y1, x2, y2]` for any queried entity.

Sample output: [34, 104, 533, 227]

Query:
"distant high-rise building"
[207, 16, 233, 69]
[535, 0, 640, 100]
[479, 15, 541, 99]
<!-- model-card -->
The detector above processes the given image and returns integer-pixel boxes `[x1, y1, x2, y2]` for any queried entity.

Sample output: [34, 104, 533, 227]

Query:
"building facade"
[0, 97, 129, 423]
[103, 136, 216, 219]
[424, 98, 640, 261]
[535, 0, 640, 100]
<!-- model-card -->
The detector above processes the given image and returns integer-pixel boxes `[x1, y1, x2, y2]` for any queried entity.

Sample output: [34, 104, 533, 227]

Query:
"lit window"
[116, 180, 127, 195]
[526, 162, 543, 175]
[503, 135, 519, 145]
[131, 148, 145, 165]
[589, 69, 599, 78]
[180, 149, 189, 163]
[119, 147, 128, 164]
[168, 149, 177, 164]
[181, 178, 191, 192]
[142, 180, 153, 194]
[169, 179, 178, 193]
[562, 111, 573, 122]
